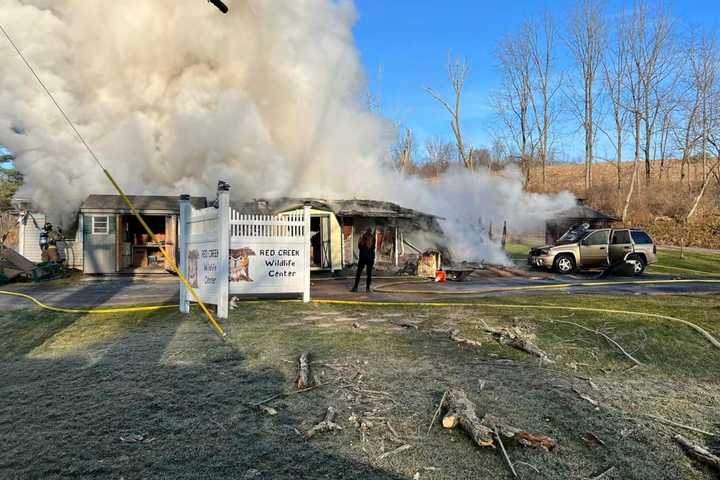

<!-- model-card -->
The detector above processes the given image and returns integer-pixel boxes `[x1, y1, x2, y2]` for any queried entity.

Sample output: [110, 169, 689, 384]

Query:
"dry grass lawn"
[1, 294, 719, 479]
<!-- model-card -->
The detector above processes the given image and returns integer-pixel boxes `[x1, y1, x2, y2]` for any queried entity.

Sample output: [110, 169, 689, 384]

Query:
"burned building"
[545, 199, 618, 244]
[13, 194, 442, 276]
[231, 198, 443, 272]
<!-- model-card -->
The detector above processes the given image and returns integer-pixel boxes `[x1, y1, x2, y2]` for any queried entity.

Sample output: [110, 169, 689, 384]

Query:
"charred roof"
[80, 194, 207, 213]
[231, 197, 441, 221]
[555, 202, 618, 222]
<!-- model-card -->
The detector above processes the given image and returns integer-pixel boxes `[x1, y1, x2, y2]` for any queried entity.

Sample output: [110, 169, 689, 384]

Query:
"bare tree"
[600, 11, 630, 213]
[693, 33, 719, 182]
[635, 4, 676, 183]
[424, 136, 454, 178]
[687, 140, 720, 220]
[529, 14, 562, 186]
[686, 38, 720, 220]
[674, 35, 704, 185]
[621, 3, 675, 221]
[496, 26, 535, 186]
[392, 126, 415, 174]
[426, 56, 474, 170]
[567, 0, 605, 194]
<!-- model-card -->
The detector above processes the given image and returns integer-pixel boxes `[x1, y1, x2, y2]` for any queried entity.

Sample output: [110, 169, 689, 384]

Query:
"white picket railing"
[179, 190, 311, 320]
[229, 210, 305, 238]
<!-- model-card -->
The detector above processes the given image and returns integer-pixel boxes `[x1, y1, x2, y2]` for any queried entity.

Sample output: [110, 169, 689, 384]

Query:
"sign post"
[178, 194, 191, 313]
[303, 204, 311, 303]
[216, 184, 230, 319]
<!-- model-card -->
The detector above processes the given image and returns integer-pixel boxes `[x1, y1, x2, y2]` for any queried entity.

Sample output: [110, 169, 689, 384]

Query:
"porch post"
[216, 183, 230, 319]
[303, 204, 311, 303]
[178, 194, 191, 314]
[394, 226, 399, 267]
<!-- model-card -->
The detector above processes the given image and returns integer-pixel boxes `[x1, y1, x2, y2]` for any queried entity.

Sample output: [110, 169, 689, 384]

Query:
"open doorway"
[117, 214, 175, 273]
[310, 215, 331, 270]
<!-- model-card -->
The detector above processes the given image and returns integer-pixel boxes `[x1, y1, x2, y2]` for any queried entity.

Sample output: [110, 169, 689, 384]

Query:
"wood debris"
[449, 329, 483, 347]
[582, 432, 606, 447]
[295, 352, 314, 390]
[482, 326, 552, 362]
[572, 386, 599, 409]
[440, 389, 556, 451]
[304, 406, 343, 440]
[120, 433, 155, 443]
[590, 465, 615, 479]
[377, 444, 411, 461]
[258, 405, 278, 416]
[673, 434, 720, 471]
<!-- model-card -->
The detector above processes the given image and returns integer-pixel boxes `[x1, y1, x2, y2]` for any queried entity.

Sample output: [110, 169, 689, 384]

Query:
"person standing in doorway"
[352, 228, 375, 292]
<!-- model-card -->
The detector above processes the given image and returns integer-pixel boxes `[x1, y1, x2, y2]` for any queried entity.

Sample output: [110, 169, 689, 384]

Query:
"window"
[92, 215, 109, 234]
[631, 230, 653, 244]
[584, 230, 609, 246]
[611, 230, 631, 244]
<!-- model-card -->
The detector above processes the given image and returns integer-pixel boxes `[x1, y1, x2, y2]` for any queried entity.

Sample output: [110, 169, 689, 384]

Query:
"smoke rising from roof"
[0, 0, 573, 263]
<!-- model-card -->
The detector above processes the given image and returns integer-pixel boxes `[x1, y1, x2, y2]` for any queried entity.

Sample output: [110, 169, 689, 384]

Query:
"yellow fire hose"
[313, 298, 720, 350]
[2, 276, 720, 349]
[372, 277, 720, 295]
[0, 290, 176, 314]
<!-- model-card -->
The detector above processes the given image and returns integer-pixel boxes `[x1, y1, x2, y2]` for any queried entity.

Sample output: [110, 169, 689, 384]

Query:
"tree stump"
[295, 352, 314, 390]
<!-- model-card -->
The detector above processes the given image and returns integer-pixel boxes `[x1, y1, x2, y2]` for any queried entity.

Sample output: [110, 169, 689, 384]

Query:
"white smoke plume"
[0, 0, 573, 263]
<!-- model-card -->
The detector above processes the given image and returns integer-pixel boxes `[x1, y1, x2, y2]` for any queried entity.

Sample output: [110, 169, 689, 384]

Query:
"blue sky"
[352, 0, 720, 160]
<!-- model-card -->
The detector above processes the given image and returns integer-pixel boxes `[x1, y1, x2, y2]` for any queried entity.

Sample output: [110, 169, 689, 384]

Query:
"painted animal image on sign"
[187, 249, 199, 287]
[230, 247, 256, 282]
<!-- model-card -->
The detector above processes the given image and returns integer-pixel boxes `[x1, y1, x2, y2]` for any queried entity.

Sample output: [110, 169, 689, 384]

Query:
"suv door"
[579, 229, 610, 267]
[609, 229, 633, 265]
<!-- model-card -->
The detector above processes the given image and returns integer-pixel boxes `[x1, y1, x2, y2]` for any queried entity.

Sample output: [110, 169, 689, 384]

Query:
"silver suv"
[528, 226, 658, 275]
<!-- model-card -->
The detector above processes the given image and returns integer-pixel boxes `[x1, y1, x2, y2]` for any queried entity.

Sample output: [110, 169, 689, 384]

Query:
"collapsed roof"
[231, 197, 441, 222]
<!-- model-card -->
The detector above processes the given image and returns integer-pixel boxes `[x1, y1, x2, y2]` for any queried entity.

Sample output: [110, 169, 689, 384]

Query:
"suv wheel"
[627, 254, 646, 275]
[554, 254, 576, 274]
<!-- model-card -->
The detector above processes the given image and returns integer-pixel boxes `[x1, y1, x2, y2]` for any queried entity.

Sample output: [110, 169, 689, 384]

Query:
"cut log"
[673, 434, 720, 471]
[440, 389, 557, 451]
[483, 414, 557, 450]
[441, 389, 495, 448]
[295, 352, 314, 390]
[304, 406, 343, 440]
[442, 413, 459, 429]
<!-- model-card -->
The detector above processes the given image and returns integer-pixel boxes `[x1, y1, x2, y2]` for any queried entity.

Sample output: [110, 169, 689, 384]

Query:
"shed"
[232, 198, 442, 271]
[79, 194, 207, 274]
[546, 199, 619, 244]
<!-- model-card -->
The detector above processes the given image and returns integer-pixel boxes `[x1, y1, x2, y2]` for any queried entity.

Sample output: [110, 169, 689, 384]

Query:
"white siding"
[19, 213, 45, 263]
[17, 212, 84, 269]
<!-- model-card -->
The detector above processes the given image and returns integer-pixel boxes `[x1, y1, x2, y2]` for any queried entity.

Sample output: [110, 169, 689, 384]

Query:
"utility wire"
[0, 22, 226, 337]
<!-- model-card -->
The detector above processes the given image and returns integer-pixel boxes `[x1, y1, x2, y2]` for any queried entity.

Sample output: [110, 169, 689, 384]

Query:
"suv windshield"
[557, 225, 590, 244]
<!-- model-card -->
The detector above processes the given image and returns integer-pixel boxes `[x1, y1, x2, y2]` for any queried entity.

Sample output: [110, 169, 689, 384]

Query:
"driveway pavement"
[2, 271, 719, 311]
